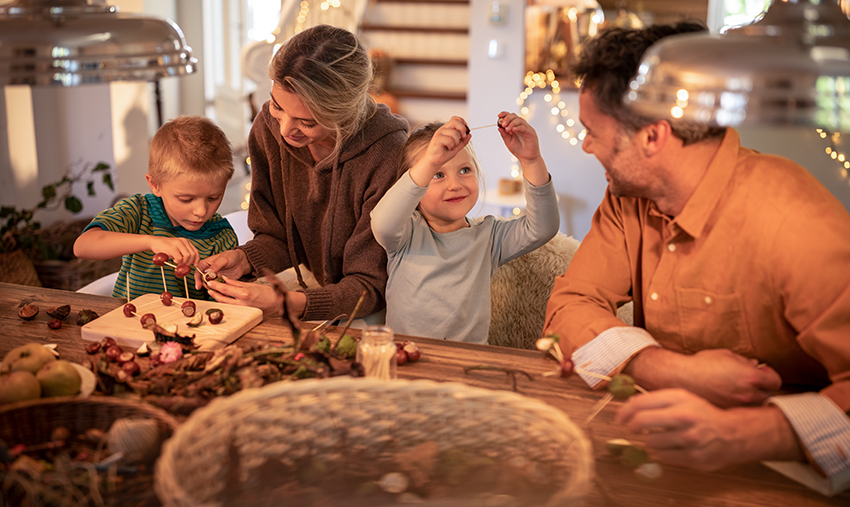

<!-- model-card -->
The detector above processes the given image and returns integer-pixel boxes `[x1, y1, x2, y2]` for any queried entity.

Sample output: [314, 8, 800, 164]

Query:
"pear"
[1, 343, 56, 374]
[0, 370, 41, 404]
[36, 360, 81, 397]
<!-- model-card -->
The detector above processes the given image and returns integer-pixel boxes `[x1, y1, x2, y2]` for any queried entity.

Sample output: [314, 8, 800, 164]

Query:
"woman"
[196, 25, 409, 321]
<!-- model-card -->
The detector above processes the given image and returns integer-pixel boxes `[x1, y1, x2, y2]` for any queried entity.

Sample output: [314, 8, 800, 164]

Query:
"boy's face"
[419, 148, 479, 233]
[146, 173, 227, 231]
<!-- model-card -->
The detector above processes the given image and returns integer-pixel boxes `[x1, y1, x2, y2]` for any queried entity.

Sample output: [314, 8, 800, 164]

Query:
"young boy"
[74, 115, 237, 300]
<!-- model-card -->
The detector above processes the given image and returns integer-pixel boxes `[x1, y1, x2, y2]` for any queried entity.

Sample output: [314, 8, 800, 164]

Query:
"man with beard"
[544, 22, 850, 484]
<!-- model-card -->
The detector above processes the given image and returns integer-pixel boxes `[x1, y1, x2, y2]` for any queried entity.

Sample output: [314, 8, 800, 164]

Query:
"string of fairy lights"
[817, 129, 850, 184]
[508, 70, 586, 179]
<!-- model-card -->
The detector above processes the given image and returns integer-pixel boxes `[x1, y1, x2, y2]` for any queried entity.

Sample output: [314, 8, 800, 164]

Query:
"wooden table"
[2, 282, 848, 506]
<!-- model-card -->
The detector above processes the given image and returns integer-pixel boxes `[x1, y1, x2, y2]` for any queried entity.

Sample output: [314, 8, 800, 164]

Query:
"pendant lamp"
[625, 0, 850, 131]
[0, 0, 197, 86]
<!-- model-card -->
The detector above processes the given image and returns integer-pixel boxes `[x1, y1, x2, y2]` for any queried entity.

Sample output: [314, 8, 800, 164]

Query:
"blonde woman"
[197, 25, 409, 321]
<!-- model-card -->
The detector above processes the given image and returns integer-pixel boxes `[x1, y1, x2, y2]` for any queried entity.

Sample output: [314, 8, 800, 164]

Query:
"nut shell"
[18, 304, 39, 320]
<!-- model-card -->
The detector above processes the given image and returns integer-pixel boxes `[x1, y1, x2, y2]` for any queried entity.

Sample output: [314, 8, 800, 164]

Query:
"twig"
[338, 291, 367, 340]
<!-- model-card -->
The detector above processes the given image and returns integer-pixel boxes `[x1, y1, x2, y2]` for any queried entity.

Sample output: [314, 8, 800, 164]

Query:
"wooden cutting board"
[81, 293, 263, 351]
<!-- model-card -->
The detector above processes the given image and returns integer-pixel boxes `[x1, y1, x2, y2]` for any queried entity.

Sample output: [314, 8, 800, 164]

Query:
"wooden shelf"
[386, 88, 466, 100]
[360, 23, 469, 35]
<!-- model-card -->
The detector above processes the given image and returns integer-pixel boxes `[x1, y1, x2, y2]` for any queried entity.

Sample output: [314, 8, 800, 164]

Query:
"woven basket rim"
[156, 377, 594, 507]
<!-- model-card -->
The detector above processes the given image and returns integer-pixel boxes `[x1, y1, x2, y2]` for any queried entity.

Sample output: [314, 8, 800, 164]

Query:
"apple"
[1, 343, 56, 374]
[36, 360, 82, 397]
[0, 370, 41, 404]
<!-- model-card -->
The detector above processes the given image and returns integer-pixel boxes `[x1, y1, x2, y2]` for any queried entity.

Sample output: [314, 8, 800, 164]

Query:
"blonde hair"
[399, 121, 484, 187]
[270, 25, 376, 164]
[148, 115, 234, 185]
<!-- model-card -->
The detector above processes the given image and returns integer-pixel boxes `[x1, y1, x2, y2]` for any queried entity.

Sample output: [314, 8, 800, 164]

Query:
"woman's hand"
[194, 249, 252, 290]
[206, 277, 308, 318]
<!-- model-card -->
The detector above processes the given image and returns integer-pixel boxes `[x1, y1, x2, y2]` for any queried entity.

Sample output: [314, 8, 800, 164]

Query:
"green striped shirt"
[83, 193, 237, 300]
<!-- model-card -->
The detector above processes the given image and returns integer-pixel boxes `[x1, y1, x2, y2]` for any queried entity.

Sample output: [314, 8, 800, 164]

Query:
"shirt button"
[704, 296, 713, 305]
[650, 292, 659, 301]
[668, 244, 676, 252]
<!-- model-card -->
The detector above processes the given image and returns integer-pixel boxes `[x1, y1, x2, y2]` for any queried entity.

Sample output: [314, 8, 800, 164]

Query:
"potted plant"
[0, 161, 114, 287]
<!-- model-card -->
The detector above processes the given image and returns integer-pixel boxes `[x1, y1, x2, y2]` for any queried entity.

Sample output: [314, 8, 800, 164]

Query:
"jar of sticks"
[357, 325, 397, 380]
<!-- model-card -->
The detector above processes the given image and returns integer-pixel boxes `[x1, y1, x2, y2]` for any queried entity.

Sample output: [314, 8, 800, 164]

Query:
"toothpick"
[469, 123, 498, 131]
[160, 266, 167, 293]
[584, 392, 614, 426]
[184, 277, 190, 299]
[126, 272, 130, 303]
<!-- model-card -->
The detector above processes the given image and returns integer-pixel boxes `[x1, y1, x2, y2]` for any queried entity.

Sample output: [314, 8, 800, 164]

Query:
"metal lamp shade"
[625, 0, 850, 131]
[0, 0, 197, 86]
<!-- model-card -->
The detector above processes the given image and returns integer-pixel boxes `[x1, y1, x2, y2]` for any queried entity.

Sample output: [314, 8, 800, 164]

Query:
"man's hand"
[616, 388, 803, 471]
[625, 347, 782, 408]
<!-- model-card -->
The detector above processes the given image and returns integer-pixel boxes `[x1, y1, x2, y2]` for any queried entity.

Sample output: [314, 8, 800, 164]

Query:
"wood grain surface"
[2, 282, 848, 506]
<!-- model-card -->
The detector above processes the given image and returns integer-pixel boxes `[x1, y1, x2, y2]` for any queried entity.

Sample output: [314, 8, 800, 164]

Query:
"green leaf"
[64, 196, 83, 213]
[102, 173, 114, 191]
[41, 185, 57, 201]
[86, 181, 95, 196]
[93, 162, 110, 172]
[0, 206, 14, 218]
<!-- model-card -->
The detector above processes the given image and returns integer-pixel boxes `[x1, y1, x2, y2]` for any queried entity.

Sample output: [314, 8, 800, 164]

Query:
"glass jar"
[356, 325, 397, 380]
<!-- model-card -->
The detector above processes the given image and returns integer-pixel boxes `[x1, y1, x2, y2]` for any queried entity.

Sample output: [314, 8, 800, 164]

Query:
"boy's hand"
[498, 112, 541, 163]
[409, 116, 471, 187]
[149, 236, 201, 267]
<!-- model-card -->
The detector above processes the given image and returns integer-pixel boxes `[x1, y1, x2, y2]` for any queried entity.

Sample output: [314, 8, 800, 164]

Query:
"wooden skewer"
[469, 123, 499, 131]
[126, 272, 131, 303]
[338, 291, 366, 339]
[160, 266, 168, 293]
[583, 392, 614, 427]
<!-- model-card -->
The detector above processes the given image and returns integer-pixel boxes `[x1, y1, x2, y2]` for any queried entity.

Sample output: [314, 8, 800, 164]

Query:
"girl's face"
[269, 83, 334, 162]
[418, 148, 480, 233]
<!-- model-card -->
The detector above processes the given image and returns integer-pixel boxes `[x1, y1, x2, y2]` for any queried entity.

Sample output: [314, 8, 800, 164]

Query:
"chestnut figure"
[152, 252, 169, 266]
[123, 303, 137, 318]
[207, 309, 224, 325]
[161, 291, 173, 306]
[181, 300, 196, 317]
[174, 264, 191, 278]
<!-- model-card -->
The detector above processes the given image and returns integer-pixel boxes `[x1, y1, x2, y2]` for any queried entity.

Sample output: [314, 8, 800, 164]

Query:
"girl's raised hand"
[409, 116, 472, 187]
[498, 112, 541, 163]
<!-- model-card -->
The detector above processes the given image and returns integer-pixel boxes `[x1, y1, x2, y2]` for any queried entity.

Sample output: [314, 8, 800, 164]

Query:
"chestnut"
[403, 342, 421, 362]
[152, 252, 169, 266]
[181, 300, 196, 317]
[105, 345, 123, 362]
[47, 318, 62, 329]
[18, 303, 39, 320]
[161, 291, 173, 306]
[123, 303, 136, 317]
[85, 341, 102, 355]
[140, 313, 156, 327]
[559, 357, 574, 378]
[117, 351, 135, 365]
[207, 308, 223, 325]
[121, 360, 141, 376]
[174, 263, 191, 278]
[103, 336, 117, 348]
[397, 348, 409, 366]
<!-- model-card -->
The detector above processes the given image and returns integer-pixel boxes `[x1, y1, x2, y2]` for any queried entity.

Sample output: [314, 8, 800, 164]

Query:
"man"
[544, 22, 850, 482]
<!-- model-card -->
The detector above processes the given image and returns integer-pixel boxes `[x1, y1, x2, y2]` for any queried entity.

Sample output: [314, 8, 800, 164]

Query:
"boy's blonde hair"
[148, 115, 234, 186]
[269, 24, 376, 164]
[399, 121, 484, 187]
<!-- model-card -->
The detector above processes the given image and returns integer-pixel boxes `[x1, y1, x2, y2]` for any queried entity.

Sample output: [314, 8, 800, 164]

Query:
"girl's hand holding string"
[497, 111, 550, 187]
[409, 116, 471, 187]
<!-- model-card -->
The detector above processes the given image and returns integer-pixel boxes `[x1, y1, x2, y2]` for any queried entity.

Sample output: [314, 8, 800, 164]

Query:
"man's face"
[578, 89, 649, 198]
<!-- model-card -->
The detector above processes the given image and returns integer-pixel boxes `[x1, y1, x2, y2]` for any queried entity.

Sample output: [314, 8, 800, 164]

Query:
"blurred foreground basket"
[0, 396, 180, 506]
[155, 377, 594, 507]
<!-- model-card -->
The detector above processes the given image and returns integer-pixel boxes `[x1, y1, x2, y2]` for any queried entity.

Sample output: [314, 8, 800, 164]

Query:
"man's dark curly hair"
[573, 22, 726, 145]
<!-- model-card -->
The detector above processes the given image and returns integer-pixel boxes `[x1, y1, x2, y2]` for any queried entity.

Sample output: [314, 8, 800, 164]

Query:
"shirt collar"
[671, 128, 740, 239]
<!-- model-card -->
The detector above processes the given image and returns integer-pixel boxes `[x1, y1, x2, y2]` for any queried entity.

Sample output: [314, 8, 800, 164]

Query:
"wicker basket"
[155, 378, 594, 507]
[34, 256, 122, 291]
[0, 249, 42, 287]
[0, 396, 180, 505]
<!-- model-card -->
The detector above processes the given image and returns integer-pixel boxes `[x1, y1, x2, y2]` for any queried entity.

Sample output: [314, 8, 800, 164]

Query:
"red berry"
[161, 291, 173, 306]
[181, 300, 196, 317]
[152, 252, 169, 266]
[397, 348, 409, 366]
[105, 345, 122, 362]
[123, 303, 136, 317]
[85, 342, 102, 354]
[174, 264, 191, 278]
[560, 357, 574, 378]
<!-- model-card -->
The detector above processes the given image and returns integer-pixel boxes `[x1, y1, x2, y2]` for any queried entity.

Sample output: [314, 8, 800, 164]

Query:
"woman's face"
[269, 83, 334, 161]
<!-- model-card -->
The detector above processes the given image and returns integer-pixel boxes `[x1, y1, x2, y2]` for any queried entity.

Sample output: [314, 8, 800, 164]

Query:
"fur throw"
[488, 233, 634, 350]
